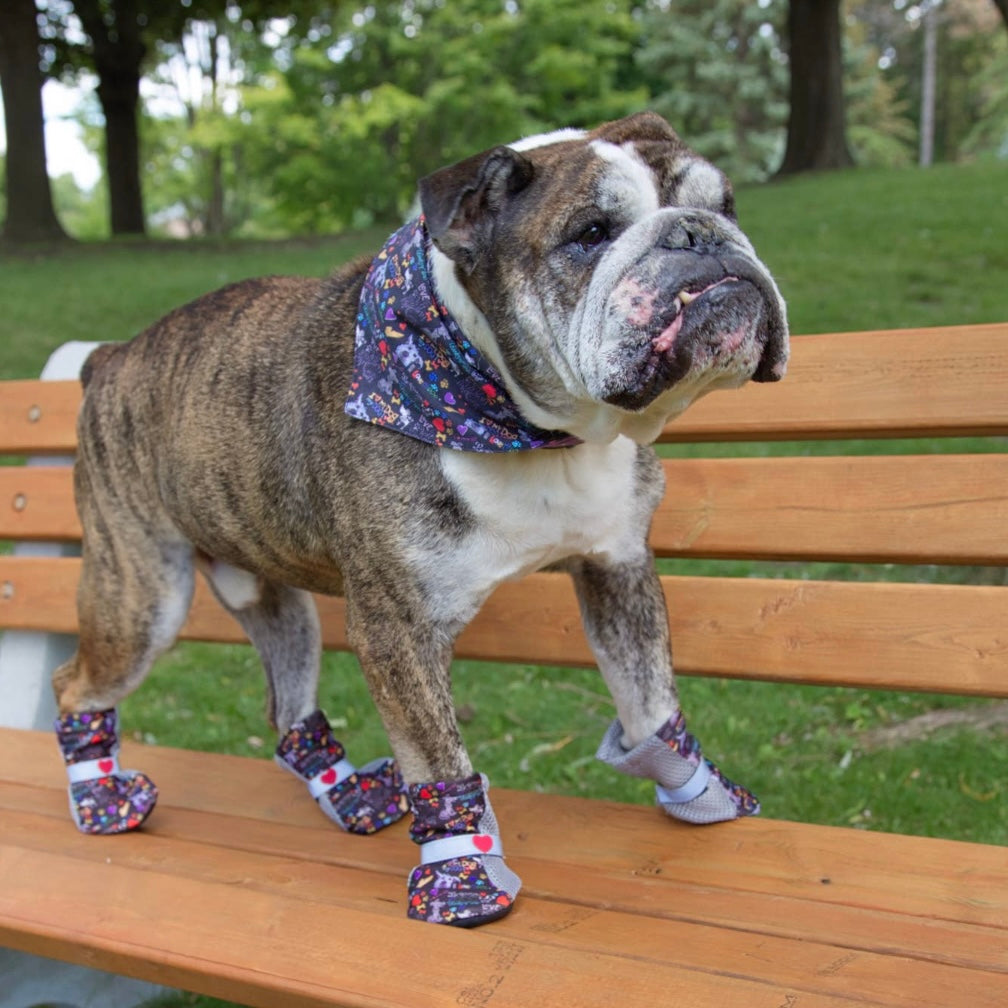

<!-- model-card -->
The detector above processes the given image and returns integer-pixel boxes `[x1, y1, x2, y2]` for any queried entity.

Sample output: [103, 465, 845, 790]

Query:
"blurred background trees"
[0, 0, 67, 241]
[1, 0, 1006, 243]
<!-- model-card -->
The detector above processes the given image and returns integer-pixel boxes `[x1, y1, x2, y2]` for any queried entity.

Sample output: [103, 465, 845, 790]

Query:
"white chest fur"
[417, 437, 648, 626]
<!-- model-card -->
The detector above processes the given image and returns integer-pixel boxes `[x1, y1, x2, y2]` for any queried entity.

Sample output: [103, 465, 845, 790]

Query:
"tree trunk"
[919, 4, 937, 167]
[992, 0, 1008, 32]
[776, 0, 854, 175]
[74, 0, 146, 235]
[98, 67, 145, 234]
[206, 148, 226, 236]
[0, 0, 68, 243]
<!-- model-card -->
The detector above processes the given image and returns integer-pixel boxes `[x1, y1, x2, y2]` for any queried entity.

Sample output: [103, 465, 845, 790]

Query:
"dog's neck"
[344, 217, 580, 453]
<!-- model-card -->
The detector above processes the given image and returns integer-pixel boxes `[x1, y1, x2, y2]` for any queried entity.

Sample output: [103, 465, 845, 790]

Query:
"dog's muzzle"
[590, 212, 789, 412]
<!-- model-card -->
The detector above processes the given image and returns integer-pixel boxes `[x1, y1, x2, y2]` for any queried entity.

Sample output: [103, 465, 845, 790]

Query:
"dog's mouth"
[601, 267, 783, 413]
[651, 277, 740, 354]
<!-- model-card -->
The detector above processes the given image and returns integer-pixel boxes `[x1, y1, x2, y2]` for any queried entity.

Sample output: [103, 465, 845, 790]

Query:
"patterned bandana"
[345, 216, 580, 453]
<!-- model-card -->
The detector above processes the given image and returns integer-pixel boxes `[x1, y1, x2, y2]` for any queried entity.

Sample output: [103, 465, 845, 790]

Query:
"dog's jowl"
[52, 112, 788, 927]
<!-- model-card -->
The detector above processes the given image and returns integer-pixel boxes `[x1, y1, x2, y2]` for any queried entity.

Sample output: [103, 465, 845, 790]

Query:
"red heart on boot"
[320, 768, 337, 786]
[98, 759, 114, 774]
[472, 835, 493, 854]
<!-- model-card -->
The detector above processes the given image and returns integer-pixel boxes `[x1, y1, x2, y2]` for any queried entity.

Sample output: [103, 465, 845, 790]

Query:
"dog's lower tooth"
[678, 289, 695, 305]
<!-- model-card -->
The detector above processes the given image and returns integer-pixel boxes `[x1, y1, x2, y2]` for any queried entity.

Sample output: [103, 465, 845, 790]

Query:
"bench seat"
[2, 728, 1007, 1008]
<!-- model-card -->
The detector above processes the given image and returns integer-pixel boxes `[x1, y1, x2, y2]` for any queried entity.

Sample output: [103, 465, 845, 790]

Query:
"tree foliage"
[235, 0, 645, 231]
[636, 0, 789, 183]
[844, 1, 917, 168]
[5, 0, 1007, 241]
[35, 0, 319, 235]
[961, 28, 1008, 157]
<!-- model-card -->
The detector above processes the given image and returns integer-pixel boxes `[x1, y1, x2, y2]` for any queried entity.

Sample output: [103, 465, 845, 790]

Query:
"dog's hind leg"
[199, 563, 408, 835]
[53, 537, 194, 715]
[197, 563, 320, 733]
[52, 463, 195, 834]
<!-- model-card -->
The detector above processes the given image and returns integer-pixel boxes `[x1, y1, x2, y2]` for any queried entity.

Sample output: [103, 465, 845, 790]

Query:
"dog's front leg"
[345, 593, 520, 927]
[346, 595, 468, 783]
[569, 554, 761, 823]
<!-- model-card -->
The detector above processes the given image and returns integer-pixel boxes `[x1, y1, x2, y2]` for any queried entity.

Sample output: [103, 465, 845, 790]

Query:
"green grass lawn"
[3, 161, 1006, 1008]
[736, 159, 1008, 334]
[0, 227, 389, 379]
[3, 160, 1006, 365]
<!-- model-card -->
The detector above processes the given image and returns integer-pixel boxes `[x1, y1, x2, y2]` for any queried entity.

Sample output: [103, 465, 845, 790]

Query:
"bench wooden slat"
[8, 843, 721, 1008]
[660, 323, 1008, 441]
[455, 576, 1008, 696]
[6, 779, 1003, 981]
[655, 454, 1008, 563]
[4, 326, 1007, 457]
[0, 379, 80, 455]
[0, 809, 999, 1008]
[3, 556, 1005, 696]
[0, 844, 916, 1008]
[2, 730, 1006, 1008]
[0, 466, 79, 542]
[5, 454, 1008, 566]
[7, 734, 1007, 943]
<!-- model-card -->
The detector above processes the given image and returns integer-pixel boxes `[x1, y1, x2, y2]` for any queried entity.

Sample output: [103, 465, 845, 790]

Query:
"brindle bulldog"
[52, 112, 788, 927]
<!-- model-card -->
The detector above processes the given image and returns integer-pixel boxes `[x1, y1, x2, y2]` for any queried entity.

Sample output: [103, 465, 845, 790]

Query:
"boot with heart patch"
[406, 772, 521, 927]
[55, 708, 158, 835]
[274, 708, 408, 834]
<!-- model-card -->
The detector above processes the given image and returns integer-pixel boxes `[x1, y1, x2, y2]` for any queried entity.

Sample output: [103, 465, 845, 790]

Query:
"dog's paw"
[597, 712, 760, 823]
[322, 757, 409, 834]
[407, 856, 515, 927]
[406, 773, 521, 926]
[275, 709, 408, 833]
[68, 771, 159, 834]
[54, 707, 158, 834]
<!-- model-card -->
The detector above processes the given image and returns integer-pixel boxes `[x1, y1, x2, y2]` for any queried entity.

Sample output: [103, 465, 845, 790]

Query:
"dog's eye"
[575, 222, 609, 251]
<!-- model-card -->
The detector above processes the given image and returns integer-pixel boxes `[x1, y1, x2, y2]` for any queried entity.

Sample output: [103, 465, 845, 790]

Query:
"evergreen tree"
[636, 0, 788, 183]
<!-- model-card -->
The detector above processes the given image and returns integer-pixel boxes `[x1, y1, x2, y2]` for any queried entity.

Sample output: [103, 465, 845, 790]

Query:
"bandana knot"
[345, 217, 580, 453]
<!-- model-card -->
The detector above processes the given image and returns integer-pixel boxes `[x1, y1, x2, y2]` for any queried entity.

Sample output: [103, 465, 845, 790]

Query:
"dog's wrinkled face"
[419, 112, 789, 444]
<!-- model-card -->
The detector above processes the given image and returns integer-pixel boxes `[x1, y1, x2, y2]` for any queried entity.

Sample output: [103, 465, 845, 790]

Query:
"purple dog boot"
[597, 711, 760, 823]
[275, 709, 408, 834]
[54, 708, 158, 835]
[406, 773, 521, 927]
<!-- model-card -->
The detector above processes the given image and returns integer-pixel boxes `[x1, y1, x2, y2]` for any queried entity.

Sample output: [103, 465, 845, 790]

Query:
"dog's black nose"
[659, 215, 719, 254]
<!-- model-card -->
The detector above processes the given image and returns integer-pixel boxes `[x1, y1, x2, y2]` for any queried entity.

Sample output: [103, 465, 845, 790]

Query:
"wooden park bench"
[1, 323, 1006, 1008]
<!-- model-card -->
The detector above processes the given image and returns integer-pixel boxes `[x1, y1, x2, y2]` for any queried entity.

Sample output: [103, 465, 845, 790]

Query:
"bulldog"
[52, 112, 788, 927]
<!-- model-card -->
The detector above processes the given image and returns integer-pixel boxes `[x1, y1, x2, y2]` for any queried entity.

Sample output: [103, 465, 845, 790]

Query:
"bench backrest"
[2, 323, 1006, 700]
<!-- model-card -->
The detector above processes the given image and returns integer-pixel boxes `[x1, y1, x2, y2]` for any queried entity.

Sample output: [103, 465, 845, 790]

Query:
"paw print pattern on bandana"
[344, 216, 580, 454]
[54, 708, 159, 835]
[657, 711, 760, 817]
[275, 709, 408, 834]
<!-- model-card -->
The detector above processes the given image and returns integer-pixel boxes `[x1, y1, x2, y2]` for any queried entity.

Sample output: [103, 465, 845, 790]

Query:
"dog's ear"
[419, 146, 534, 273]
